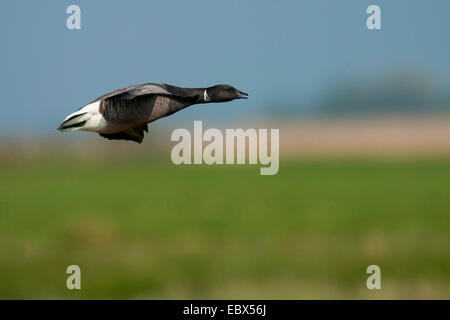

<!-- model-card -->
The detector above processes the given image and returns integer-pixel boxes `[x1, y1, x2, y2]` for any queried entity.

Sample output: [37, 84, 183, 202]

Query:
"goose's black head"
[206, 85, 248, 102]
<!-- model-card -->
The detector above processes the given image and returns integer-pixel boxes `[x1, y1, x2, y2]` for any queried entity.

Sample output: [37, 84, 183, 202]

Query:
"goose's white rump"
[58, 101, 106, 132]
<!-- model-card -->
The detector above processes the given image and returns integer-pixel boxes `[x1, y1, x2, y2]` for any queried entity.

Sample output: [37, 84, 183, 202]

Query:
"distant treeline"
[271, 69, 450, 117]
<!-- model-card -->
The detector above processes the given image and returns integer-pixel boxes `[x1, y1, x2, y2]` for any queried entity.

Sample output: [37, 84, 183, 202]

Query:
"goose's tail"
[57, 101, 105, 132]
[57, 111, 92, 131]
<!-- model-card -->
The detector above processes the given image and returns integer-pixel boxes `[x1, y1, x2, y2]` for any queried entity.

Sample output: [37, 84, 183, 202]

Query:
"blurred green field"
[0, 156, 449, 299]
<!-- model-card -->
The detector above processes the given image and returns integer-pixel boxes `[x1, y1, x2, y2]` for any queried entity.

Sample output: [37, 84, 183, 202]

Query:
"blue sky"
[0, 1, 449, 133]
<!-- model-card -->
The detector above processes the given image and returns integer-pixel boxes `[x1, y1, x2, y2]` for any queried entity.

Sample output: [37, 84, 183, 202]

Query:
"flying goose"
[57, 83, 248, 143]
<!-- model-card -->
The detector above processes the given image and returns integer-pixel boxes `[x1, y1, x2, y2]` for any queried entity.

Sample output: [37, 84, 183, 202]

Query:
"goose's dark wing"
[93, 83, 195, 144]
[92, 83, 173, 102]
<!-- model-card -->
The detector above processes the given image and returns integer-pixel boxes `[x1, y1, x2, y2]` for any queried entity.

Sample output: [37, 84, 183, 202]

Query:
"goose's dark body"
[57, 83, 248, 143]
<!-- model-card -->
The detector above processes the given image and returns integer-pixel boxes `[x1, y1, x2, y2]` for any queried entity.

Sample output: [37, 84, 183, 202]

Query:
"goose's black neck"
[163, 84, 211, 104]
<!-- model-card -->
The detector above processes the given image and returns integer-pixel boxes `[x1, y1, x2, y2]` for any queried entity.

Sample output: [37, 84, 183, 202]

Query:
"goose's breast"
[147, 96, 187, 122]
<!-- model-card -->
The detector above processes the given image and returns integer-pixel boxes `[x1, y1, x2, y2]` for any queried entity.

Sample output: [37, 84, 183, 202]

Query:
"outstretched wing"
[94, 84, 177, 125]
[92, 83, 173, 102]
[92, 83, 196, 143]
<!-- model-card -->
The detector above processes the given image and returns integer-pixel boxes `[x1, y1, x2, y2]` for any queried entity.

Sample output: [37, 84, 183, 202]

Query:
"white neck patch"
[203, 89, 211, 102]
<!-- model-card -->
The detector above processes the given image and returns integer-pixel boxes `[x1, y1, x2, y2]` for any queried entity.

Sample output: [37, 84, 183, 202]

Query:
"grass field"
[0, 155, 449, 299]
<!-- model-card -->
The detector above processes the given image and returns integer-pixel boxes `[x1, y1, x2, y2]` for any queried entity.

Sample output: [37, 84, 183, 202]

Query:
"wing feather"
[92, 83, 172, 102]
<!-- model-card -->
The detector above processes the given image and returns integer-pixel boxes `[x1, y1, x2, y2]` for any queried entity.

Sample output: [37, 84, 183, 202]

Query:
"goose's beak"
[237, 90, 248, 99]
